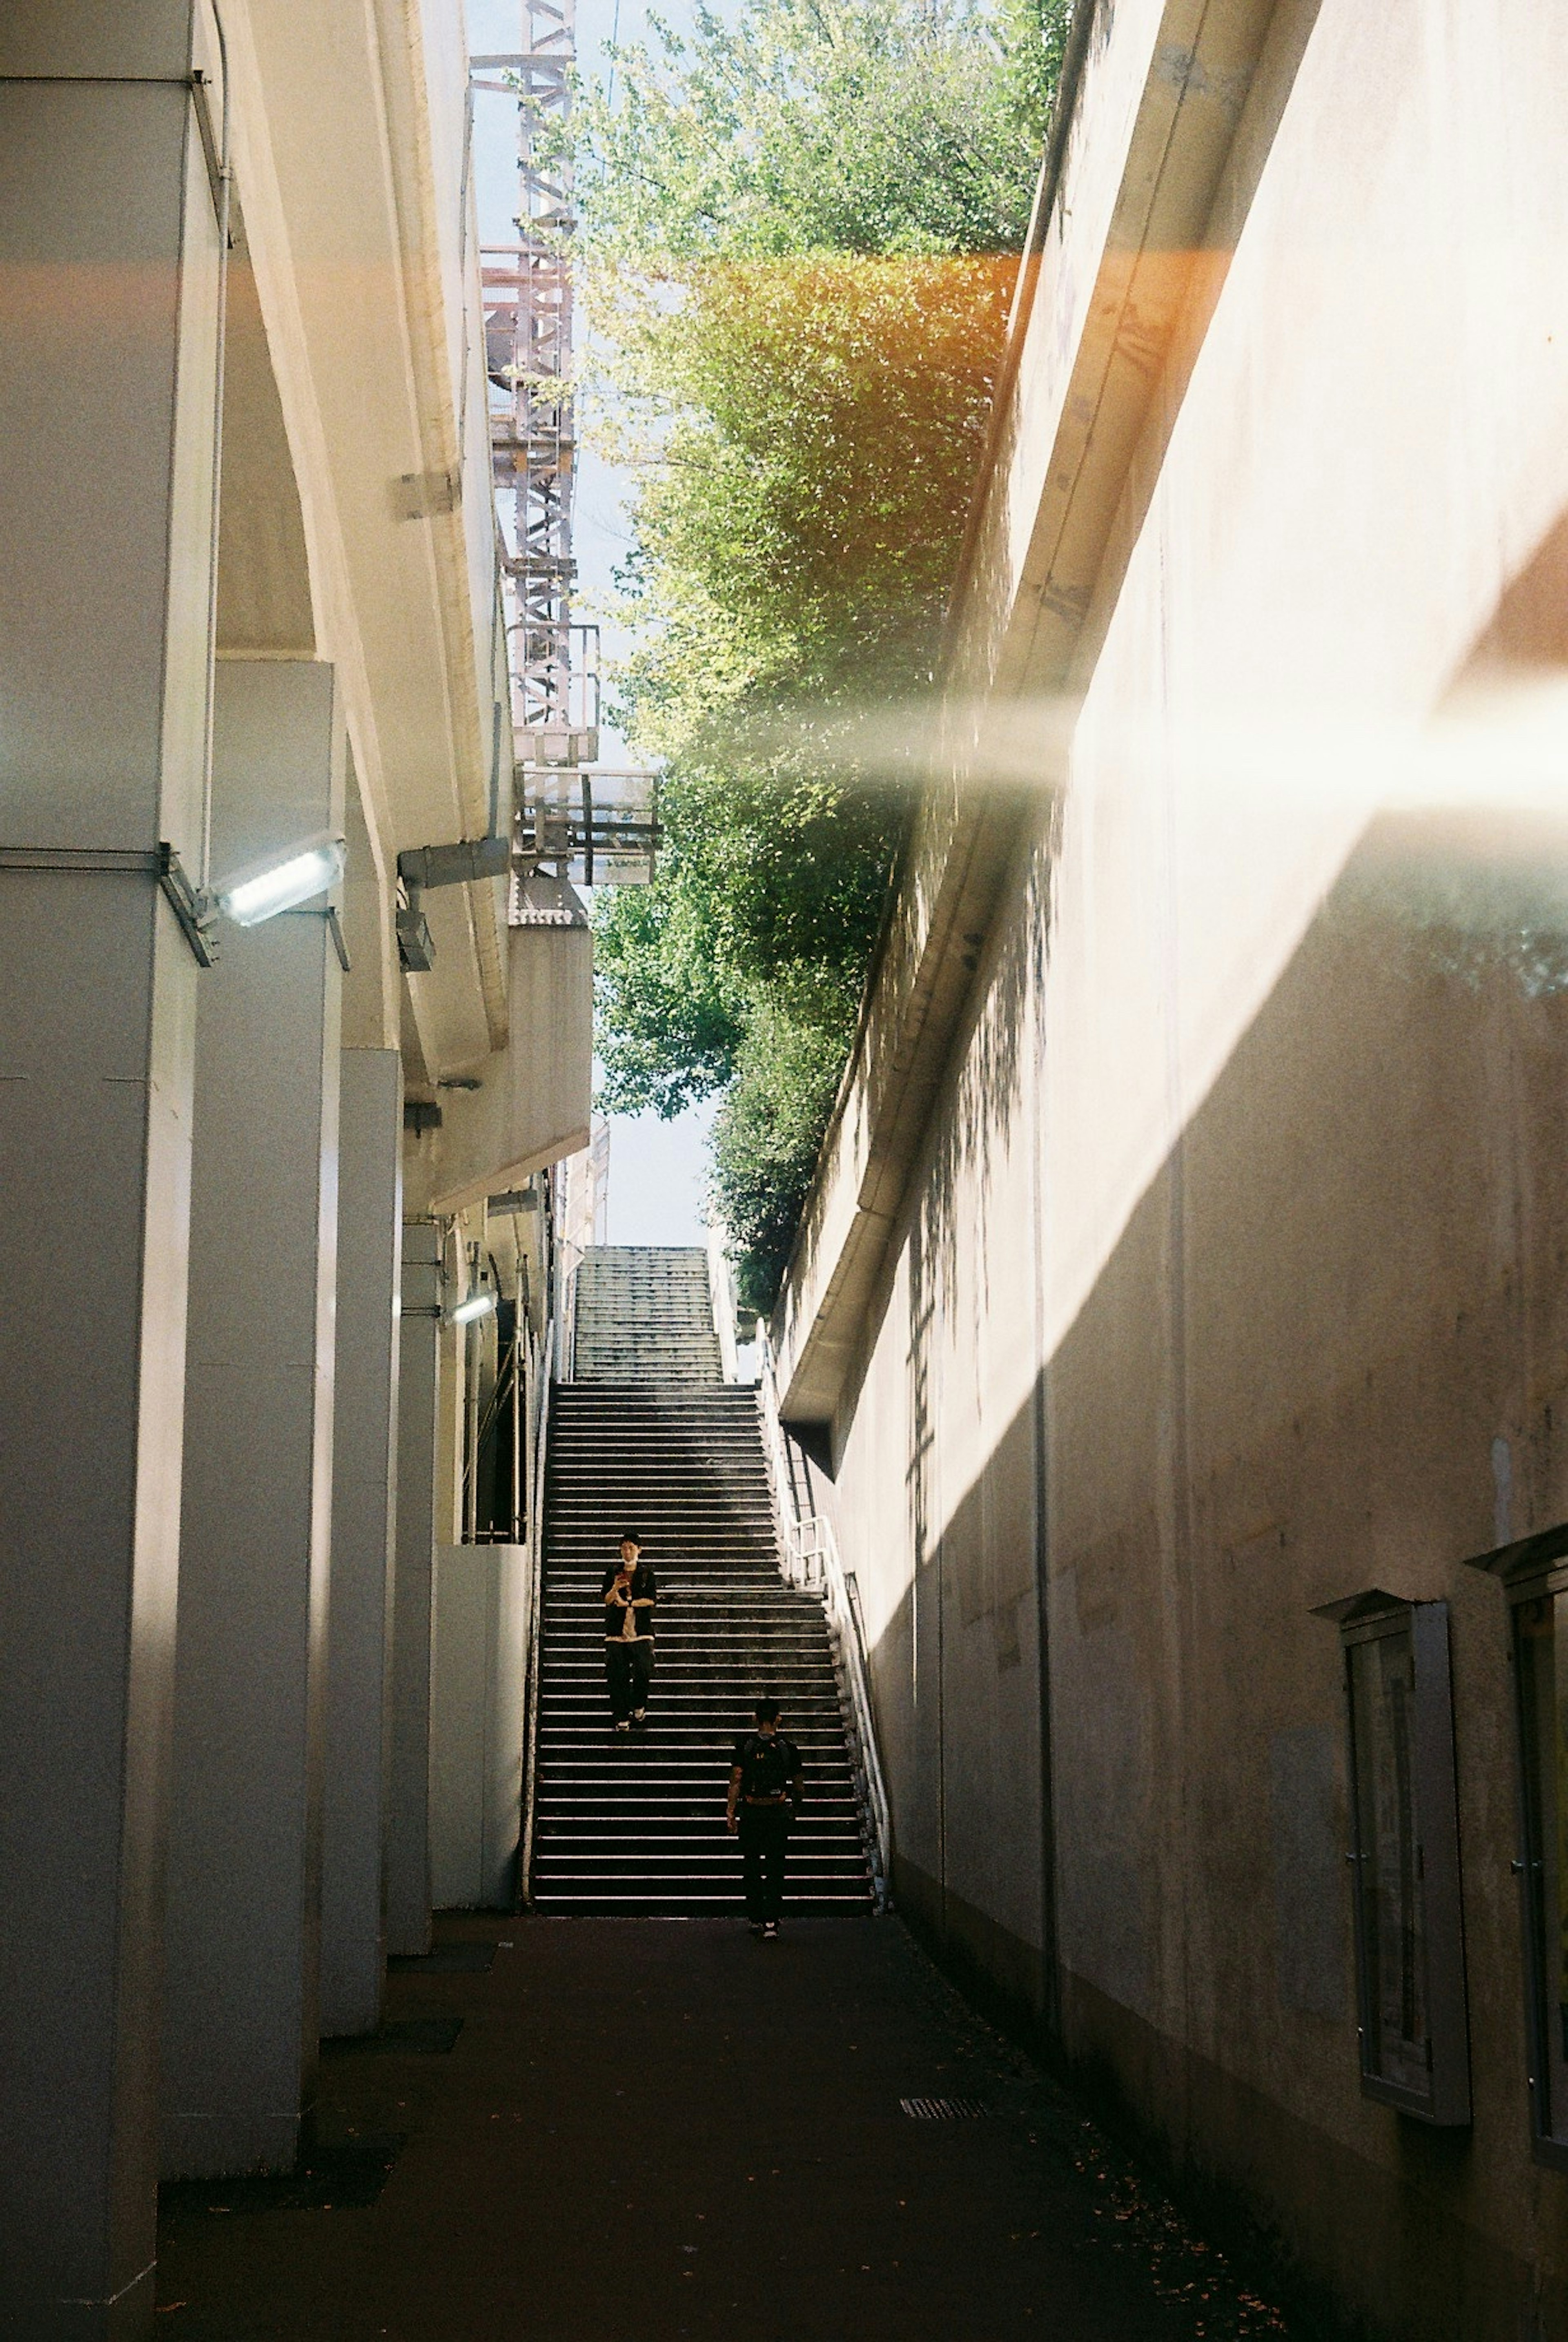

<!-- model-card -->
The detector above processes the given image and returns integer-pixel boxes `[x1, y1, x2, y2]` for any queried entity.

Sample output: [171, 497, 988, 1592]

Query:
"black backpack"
[740, 1734, 793, 1798]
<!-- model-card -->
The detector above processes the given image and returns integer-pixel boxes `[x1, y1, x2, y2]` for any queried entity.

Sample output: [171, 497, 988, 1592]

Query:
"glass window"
[1348, 1620, 1430, 2097]
[1513, 1591, 1568, 2156]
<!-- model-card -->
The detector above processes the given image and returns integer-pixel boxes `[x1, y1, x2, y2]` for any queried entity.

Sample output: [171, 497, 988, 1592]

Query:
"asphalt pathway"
[156, 1915, 1296, 2340]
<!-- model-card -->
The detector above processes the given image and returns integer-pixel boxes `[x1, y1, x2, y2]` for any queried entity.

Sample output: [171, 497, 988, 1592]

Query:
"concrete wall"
[793, 1, 1568, 2333]
[429, 1544, 529, 1911]
[837, 845, 1054, 2025]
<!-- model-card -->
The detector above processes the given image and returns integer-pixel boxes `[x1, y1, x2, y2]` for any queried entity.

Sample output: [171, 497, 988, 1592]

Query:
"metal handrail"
[517, 1314, 555, 1907]
[810, 1511, 893, 1906]
[756, 1326, 892, 1908]
[755, 1322, 801, 1549]
[706, 1221, 741, 1382]
[556, 1259, 578, 1382]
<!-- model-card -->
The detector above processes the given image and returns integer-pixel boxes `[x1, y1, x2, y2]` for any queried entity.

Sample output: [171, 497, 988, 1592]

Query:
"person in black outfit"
[728, 1698, 804, 1938]
[601, 1532, 657, 1733]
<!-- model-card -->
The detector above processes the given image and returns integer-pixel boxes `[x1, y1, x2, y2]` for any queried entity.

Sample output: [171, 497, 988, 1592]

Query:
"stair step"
[534, 1838, 867, 1854]
[529, 1883, 871, 1901]
[535, 1762, 856, 1779]
[542, 1675, 837, 1689]
[542, 1702, 839, 1714]
[535, 1800, 860, 1816]
[540, 1731, 846, 1744]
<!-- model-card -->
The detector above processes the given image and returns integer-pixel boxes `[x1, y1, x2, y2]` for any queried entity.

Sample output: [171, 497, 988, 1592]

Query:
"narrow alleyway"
[157, 1915, 1295, 2341]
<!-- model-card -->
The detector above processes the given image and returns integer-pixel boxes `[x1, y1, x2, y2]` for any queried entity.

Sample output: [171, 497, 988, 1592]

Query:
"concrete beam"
[416, 925, 592, 1219]
[220, 0, 506, 1077]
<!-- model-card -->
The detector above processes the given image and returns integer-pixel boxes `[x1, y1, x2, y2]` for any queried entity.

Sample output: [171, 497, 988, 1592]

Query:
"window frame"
[1315, 1590, 1472, 2126]
[1466, 1520, 1568, 2171]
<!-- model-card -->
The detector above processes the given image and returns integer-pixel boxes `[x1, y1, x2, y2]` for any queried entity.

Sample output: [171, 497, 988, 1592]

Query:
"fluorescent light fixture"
[217, 833, 346, 928]
[451, 1290, 497, 1326]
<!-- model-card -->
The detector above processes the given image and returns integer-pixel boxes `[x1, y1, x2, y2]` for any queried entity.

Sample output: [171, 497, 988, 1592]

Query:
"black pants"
[605, 1637, 653, 1721]
[738, 1805, 790, 1923]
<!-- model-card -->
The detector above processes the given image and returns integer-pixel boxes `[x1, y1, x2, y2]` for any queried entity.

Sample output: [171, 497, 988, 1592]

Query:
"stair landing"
[572, 1245, 721, 1383]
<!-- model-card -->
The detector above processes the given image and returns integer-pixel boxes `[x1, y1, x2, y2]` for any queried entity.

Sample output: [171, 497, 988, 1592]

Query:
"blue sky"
[469, 0, 716, 1243]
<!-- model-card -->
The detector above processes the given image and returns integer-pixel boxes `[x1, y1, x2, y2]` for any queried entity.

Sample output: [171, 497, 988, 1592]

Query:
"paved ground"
[156, 1915, 1297, 2341]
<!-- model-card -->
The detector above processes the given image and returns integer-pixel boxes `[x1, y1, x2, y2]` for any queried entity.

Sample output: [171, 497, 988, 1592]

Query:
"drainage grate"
[160, 2133, 404, 2216]
[900, 2096, 989, 2121]
[388, 1943, 494, 1975]
[323, 2016, 463, 2057]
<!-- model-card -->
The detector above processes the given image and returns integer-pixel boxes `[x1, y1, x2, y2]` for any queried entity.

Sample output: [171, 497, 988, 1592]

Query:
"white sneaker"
[615, 1718, 630, 1734]
[632, 1707, 647, 1722]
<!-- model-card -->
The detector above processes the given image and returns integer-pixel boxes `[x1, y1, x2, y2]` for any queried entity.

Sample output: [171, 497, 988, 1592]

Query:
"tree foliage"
[615, 252, 1020, 720]
[575, 0, 1059, 261]
[581, 0, 1065, 1309]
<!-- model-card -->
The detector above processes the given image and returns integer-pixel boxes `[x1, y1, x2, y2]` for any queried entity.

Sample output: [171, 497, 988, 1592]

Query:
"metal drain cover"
[900, 2096, 989, 2120]
[388, 1943, 494, 1974]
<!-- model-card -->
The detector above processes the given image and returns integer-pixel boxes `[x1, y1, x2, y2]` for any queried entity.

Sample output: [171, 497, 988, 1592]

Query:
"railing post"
[706, 1221, 741, 1382]
[517, 1313, 555, 1908]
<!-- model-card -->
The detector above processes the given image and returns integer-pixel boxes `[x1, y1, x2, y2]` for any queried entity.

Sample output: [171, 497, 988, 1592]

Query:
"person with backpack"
[727, 1698, 804, 1938]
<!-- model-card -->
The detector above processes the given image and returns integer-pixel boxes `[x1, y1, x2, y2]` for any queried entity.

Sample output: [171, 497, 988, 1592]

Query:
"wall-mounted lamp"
[450, 1290, 497, 1327]
[217, 833, 346, 927]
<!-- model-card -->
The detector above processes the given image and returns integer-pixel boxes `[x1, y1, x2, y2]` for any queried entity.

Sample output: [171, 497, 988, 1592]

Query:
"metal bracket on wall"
[0, 842, 219, 969]
[0, 73, 229, 228]
[281, 900, 352, 972]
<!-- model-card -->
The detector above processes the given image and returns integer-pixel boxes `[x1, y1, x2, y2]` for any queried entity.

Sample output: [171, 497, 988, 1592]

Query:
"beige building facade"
[773, 2, 1568, 2332]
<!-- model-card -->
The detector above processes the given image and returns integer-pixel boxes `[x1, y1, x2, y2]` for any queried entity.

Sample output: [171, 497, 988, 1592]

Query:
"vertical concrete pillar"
[0, 7, 220, 2331]
[161, 660, 345, 2175]
[387, 1218, 442, 1953]
[438, 1307, 467, 1544]
[320, 1049, 403, 2035]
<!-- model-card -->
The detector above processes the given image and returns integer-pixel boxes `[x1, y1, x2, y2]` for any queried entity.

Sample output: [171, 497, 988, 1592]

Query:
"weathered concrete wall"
[841, 845, 1053, 2021]
[794, 0, 1568, 2332]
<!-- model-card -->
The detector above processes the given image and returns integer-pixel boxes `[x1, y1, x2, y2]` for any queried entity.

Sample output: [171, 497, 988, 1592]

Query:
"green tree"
[612, 252, 1019, 715]
[575, 0, 1060, 264]
[583, 0, 1064, 1308]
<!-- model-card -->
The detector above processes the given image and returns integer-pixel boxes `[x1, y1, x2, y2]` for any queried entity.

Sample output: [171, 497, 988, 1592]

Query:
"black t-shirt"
[732, 1731, 802, 1802]
[601, 1562, 657, 1641]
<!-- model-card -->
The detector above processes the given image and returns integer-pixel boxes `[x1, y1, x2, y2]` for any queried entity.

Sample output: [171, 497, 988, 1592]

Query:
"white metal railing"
[706, 1221, 741, 1383]
[517, 1310, 557, 1907]
[755, 1324, 892, 1907]
[555, 1266, 576, 1382]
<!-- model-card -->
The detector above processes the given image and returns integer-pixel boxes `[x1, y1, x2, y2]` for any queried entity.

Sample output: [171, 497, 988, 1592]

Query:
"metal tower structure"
[472, 6, 659, 905]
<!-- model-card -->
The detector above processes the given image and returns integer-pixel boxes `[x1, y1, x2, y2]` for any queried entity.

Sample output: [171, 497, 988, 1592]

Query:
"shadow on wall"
[856, 803, 1568, 2342]
[826, 381, 1568, 2342]
[900, 813, 1051, 1415]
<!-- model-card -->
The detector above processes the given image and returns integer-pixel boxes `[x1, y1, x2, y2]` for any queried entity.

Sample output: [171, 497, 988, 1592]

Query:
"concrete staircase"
[571, 1246, 722, 1383]
[530, 1288, 874, 1916]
